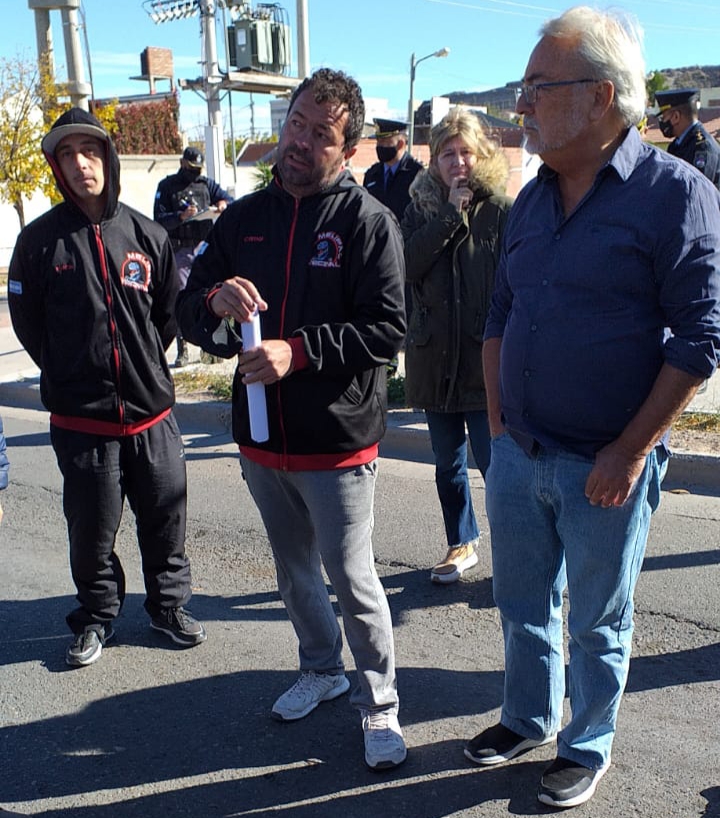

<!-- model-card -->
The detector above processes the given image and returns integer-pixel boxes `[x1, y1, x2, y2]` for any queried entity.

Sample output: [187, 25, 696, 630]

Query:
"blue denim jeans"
[425, 410, 491, 548]
[239, 455, 398, 714]
[485, 433, 666, 769]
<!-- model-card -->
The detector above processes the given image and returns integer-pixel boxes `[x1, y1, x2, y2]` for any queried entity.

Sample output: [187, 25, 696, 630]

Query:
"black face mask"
[179, 167, 202, 183]
[658, 117, 675, 138]
[376, 145, 399, 164]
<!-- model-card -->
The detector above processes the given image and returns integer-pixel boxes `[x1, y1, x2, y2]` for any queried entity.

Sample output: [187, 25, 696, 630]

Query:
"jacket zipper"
[276, 197, 299, 469]
[93, 224, 125, 425]
[443, 222, 469, 412]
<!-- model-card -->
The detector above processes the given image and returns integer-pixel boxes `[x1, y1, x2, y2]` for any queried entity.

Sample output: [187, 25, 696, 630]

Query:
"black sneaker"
[151, 607, 206, 647]
[538, 756, 608, 807]
[464, 722, 556, 766]
[66, 624, 115, 668]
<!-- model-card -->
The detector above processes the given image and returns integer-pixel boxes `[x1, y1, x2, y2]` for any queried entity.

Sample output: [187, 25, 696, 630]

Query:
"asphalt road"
[0, 382, 719, 817]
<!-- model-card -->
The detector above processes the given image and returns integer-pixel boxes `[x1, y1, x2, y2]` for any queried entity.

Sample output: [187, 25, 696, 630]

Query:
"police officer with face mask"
[154, 147, 233, 366]
[364, 120, 423, 330]
[655, 88, 720, 190]
[363, 119, 423, 223]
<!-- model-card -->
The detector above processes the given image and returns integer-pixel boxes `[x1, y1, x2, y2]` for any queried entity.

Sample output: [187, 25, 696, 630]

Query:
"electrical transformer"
[227, 4, 291, 74]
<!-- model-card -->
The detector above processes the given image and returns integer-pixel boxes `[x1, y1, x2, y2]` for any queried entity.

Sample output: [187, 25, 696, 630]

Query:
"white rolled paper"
[240, 310, 270, 442]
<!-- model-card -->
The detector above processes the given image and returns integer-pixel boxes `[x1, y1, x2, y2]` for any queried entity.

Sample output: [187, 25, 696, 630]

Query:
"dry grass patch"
[173, 370, 233, 401]
[674, 412, 720, 433]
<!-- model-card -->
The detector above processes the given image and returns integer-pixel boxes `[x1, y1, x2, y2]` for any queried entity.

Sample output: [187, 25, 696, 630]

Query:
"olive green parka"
[401, 153, 513, 412]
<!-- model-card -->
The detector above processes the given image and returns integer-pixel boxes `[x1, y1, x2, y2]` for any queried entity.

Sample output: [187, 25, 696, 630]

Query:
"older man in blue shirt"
[465, 6, 720, 810]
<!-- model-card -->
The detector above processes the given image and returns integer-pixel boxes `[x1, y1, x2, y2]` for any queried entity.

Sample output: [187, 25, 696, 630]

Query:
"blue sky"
[7, 0, 720, 141]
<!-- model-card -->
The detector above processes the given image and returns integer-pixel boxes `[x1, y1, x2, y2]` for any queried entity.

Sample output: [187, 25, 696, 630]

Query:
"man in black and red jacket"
[9, 108, 206, 668]
[178, 69, 408, 771]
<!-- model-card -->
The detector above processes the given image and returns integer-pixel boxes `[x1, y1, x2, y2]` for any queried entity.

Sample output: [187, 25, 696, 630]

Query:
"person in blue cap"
[364, 119, 424, 331]
[154, 147, 233, 366]
[655, 87, 720, 189]
[363, 118, 423, 224]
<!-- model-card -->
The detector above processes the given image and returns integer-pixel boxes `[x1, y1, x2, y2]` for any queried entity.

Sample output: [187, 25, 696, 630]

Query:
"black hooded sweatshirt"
[8, 108, 179, 433]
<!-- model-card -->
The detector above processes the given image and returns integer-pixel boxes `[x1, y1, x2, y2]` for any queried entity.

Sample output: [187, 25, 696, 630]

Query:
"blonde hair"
[429, 107, 505, 185]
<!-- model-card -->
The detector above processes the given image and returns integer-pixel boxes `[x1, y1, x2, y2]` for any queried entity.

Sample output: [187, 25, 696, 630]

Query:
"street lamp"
[407, 47, 450, 156]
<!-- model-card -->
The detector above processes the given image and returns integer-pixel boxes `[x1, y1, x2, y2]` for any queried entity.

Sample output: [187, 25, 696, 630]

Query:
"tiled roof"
[236, 142, 277, 165]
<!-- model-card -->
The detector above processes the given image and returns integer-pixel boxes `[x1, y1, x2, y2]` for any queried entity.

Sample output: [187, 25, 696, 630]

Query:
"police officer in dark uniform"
[655, 88, 720, 189]
[363, 118, 423, 222]
[364, 120, 423, 333]
[154, 147, 233, 365]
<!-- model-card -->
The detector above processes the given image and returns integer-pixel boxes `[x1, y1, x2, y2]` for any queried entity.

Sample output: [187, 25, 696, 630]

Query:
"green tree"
[225, 136, 247, 164]
[646, 71, 669, 106]
[0, 54, 64, 230]
[252, 160, 274, 190]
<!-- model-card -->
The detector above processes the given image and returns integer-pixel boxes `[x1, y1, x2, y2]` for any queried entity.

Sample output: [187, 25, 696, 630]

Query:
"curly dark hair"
[288, 68, 366, 149]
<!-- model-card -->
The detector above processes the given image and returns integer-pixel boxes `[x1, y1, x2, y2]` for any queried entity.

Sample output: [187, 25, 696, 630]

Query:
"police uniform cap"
[182, 146, 204, 167]
[655, 88, 699, 113]
[372, 118, 408, 139]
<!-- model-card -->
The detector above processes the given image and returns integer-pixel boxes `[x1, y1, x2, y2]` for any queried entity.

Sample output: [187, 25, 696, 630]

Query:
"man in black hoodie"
[9, 108, 206, 668]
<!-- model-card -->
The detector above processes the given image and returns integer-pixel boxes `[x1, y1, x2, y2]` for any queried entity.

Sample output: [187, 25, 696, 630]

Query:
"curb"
[662, 451, 720, 490]
[1, 378, 717, 491]
[172, 400, 720, 491]
[382, 412, 720, 491]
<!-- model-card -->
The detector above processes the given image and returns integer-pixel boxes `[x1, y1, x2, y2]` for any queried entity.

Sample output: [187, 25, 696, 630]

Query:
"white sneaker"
[362, 710, 407, 770]
[271, 671, 350, 721]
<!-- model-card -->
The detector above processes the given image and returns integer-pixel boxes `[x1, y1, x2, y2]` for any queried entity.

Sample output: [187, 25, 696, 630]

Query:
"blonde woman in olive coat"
[401, 108, 513, 583]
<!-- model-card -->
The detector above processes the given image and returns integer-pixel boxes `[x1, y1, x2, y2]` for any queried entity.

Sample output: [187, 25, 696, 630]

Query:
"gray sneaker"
[150, 607, 206, 647]
[66, 624, 114, 668]
[362, 709, 407, 770]
[271, 672, 350, 721]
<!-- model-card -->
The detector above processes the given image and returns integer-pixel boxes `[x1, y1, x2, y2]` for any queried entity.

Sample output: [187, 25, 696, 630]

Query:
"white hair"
[541, 6, 646, 128]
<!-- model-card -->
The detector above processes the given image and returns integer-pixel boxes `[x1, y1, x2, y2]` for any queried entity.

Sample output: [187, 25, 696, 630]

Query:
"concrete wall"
[0, 156, 255, 268]
[1, 145, 535, 269]
[0, 193, 51, 270]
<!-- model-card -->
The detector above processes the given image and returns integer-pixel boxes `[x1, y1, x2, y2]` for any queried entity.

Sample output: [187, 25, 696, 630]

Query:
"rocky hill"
[657, 65, 720, 88]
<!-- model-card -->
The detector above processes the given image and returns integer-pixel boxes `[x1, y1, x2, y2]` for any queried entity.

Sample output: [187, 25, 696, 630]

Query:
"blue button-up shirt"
[485, 126, 720, 457]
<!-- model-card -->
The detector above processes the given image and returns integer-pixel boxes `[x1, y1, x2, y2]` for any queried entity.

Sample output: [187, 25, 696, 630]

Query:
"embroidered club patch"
[120, 252, 152, 292]
[309, 231, 343, 269]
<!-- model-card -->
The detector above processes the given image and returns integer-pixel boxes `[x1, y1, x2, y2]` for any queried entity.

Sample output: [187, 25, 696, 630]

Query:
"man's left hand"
[238, 340, 293, 384]
[585, 440, 647, 508]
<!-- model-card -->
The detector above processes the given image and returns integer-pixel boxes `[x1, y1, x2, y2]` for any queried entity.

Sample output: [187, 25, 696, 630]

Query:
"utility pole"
[29, 0, 92, 110]
[200, 0, 225, 185]
[296, 0, 310, 79]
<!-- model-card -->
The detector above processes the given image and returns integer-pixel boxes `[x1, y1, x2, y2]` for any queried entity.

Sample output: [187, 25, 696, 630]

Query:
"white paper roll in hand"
[240, 310, 270, 442]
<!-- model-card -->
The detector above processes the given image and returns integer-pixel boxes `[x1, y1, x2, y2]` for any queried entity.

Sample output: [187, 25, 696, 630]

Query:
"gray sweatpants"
[239, 455, 399, 713]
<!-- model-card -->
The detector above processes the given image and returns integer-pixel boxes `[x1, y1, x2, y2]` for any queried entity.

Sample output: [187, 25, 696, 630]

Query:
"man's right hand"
[209, 277, 269, 323]
[179, 205, 198, 221]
